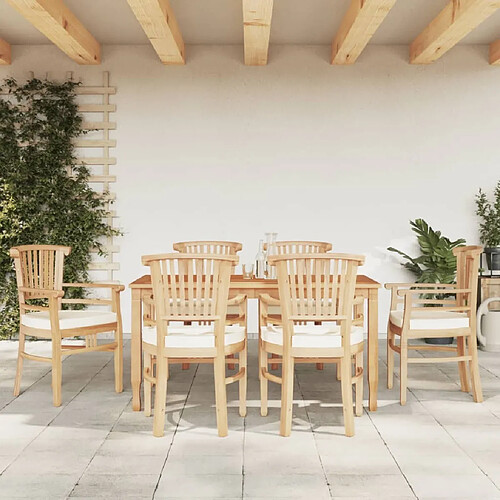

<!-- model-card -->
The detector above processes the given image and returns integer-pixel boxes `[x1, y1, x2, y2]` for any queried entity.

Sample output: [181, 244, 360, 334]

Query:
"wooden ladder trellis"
[70, 70, 119, 283]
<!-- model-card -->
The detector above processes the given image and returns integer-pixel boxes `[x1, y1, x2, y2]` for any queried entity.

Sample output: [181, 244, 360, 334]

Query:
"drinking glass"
[242, 264, 254, 279]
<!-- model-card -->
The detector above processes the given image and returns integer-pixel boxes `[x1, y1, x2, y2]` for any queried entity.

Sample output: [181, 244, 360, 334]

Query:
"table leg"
[131, 288, 143, 411]
[367, 288, 379, 411]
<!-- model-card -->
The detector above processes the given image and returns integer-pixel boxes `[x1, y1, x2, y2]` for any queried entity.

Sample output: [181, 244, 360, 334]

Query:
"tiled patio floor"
[1, 339, 500, 499]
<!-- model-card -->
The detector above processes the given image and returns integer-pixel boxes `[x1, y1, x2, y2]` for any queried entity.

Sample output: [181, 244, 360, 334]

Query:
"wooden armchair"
[386, 246, 483, 405]
[141, 253, 247, 437]
[260, 253, 365, 437]
[173, 241, 246, 370]
[10, 245, 124, 407]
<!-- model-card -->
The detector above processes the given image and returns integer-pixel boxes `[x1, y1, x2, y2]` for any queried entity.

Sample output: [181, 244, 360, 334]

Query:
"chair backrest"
[264, 241, 332, 254]
[454, 246, 482, 316]
[173, 241, 242, 255]
[268, 253, 364, 348]
[10, 245, 71, 308]
[141, 253, 238, 351]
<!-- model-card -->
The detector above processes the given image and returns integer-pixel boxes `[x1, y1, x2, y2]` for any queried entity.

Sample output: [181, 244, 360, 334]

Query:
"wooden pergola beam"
[331, 0, 397, 65]
[0, 38, 11, 65]
[410, 0, 500, 64]
[6, 0, 100, 64]
[126, 0, 185, 65]
[490, 39, 500, 64]
[243, 0, 274, 66]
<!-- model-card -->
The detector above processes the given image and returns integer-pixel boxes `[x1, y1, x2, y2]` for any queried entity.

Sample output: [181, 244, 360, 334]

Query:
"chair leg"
[336, 360, 341, 381]
[259, 340, 269, 417]
[51, 335, 62, 407]
[400, 335, 408, 406]
[239, 343, 247, 418]
[13, 331, 25, 397]
[387, 323, 395, 390]
[228, 353, 236, 371]
[280, 356, 295, 437]
[316, 363, 324, 370]
[153, 356, 168, 437]
[144, 352, 152, 417]
[456, 335, 470, 393]
[214, 354, 229, 437]
[114, 327, 123, 393]
[340, 355, 355, 437]
[468, 334, 483, 403]
[355, 351, 363, 417]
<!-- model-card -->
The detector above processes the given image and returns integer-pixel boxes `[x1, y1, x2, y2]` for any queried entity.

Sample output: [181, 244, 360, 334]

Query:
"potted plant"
[476, 180, 500, 270]
[388, 219, 465, 345]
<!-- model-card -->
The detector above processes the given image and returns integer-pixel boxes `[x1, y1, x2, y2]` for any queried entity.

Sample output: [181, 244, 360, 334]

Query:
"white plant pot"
[477, 298, 500, 352]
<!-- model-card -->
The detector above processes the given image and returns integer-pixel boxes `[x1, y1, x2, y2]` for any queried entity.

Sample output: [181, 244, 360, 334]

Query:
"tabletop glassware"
[242, 264, 254, 279]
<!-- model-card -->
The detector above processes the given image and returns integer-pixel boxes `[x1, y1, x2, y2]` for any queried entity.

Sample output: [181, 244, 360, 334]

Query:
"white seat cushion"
[261, 324, 364, 349]
[142, 324, 245, 348]
[389, 309, 470, 330]
[21, 310, 117, 330]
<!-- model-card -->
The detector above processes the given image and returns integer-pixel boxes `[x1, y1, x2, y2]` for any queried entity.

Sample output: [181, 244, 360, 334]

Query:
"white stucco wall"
[1, 44, 498, 334]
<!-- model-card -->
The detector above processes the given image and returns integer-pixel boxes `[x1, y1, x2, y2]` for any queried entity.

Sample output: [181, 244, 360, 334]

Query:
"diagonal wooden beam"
[331, 0, 397, 65]
[126, 0, 184, 65]
[0, 38, 11, 65]
[410, 0, 500, 64]
[490, 39, 500, 64]
[243, 0, 274, 66]
[6, 0, 100, 64]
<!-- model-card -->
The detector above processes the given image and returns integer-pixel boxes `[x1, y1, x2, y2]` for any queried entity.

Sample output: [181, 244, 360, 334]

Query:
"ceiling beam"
[410, 0, 500, 64]
[0, 38, 11, 65]
[490, 39, 500, 64]
[126, 0, 184, 65]
[6, 0, 100, 64]
[331, 0, 397, 65]
[243, 0, 274, 66]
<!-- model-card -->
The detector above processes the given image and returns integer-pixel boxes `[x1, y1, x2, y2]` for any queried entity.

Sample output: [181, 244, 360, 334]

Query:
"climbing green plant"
[0, 78, 119, 339]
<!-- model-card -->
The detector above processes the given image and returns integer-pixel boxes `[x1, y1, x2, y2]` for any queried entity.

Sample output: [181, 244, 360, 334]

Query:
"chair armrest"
[19, 287, 64, 298]
[397, 288, 470, 297]
[385, 282, 457, 290]
[63, 282, 125, 292]
[227, 294, 247, 306]
[259, 294, 280, 306]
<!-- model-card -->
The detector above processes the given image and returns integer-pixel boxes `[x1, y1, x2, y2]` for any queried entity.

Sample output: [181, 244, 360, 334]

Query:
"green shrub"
[0, 78, 119, 339]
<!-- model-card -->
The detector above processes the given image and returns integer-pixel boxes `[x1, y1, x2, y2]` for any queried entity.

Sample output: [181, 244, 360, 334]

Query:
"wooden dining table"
[129, 274, 381, 412]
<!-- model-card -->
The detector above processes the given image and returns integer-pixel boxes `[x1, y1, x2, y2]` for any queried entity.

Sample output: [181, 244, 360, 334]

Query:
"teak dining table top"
[129, 274, 381, 412]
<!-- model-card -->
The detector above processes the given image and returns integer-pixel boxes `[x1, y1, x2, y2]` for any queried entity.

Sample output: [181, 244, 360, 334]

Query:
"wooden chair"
[260, 253, 365, 437]
[386, 246, 483, 405]
[173, 241, 246, 370]
[10, 245, 124, 407]
[141, 253, 247, 437]
[260, 241, 333, 371]
[264, 240, 332, 254]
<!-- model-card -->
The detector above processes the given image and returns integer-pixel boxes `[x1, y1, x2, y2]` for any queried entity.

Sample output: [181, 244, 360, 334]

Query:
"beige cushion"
[261, 324, 364, 349]
[142, 324, 245, 348]
[389, 309, 469, 330]
[21, 310, 117, 330]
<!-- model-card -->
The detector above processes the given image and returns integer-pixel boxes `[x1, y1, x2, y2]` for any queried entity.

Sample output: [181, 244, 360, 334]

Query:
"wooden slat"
[90, 245, 120, 254]
[81, 122, 117, 130]
[75, 157, 117, 165]
[0, 38, 11, 65]
[243, 0, 273, 66]
[126, 0, 185, 64]
[331, 0, 397, 65]
[6, 0, 100, 65]
[75, 139, 117, 148]
[86, 175, 117, 183]
[78, 104, 116, 112]
[88, 262, 120, 271]
[76, 86, 116, 95]
[490, 38, 500, 64]
[410, 0, 500, 64]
